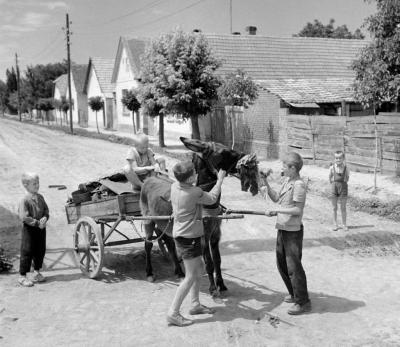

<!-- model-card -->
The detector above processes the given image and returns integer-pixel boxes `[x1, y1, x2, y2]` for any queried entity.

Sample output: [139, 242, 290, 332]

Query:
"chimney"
[245, 26, 257, 35]
[232, 31, 241, 35]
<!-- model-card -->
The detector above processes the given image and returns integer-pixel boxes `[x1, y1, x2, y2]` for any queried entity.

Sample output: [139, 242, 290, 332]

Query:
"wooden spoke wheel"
[73, 216, 104, 279]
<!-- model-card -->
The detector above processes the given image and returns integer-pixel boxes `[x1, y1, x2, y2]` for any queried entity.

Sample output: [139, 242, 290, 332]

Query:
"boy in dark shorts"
[260, 152, 311, 315]
[329, 151, 350, 231]
[18, 172, 49, 287]
[167, 161, 226, 327]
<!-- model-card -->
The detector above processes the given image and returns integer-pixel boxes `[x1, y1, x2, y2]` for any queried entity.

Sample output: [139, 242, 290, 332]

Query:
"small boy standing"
[167, 161, 226, 327]
[329, 151, 350, 231]
[18, 172, 49, 287]
[123, 133, 166, 191]
[260, 152, 311, 315]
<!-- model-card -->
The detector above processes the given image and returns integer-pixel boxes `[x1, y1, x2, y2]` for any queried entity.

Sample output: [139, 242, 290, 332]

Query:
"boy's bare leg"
[331, 196, 339, 230]
[168, 257, 200, 316]
[340, 198, 348, 231]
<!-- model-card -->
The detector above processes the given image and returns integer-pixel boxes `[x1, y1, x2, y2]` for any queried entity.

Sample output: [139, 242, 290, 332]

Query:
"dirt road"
[1, 117, 400, 347]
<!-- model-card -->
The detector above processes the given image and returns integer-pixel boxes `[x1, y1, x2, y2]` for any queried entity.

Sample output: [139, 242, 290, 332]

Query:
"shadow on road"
[220, 229, 400, 256]
[194, 273, 365, 325]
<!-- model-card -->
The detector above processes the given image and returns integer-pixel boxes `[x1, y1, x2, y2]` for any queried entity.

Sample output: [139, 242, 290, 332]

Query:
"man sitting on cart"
[123, 133, 167, 191]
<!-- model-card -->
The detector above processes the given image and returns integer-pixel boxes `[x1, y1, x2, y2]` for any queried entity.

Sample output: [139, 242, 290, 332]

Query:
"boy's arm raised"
[198, 170, 226, 205]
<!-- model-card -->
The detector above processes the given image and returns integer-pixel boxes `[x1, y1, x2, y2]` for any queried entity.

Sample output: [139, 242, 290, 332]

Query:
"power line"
[30, 33, 64, 60]
[76, 0, 207, 37]
[76, 0, 167, 28]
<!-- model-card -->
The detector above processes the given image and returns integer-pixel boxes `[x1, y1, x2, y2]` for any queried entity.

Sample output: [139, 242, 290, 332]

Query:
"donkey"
[139, 137, 259, 295]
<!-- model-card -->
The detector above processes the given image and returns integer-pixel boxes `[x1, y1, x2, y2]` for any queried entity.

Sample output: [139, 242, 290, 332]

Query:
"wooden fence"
[286, 112, 400, 175]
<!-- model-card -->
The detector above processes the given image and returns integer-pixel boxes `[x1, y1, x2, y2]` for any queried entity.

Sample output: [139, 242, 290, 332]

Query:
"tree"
[138, 29, 221, 143]
[38, 98, 54, 125]
[218, 69, 259, 149]
[88, 96, 104, 134]
[352, 0, 400, 189]
[295, 18, 365, 39]
[121, 89, 141, 134]
[0, 80, 8, 116]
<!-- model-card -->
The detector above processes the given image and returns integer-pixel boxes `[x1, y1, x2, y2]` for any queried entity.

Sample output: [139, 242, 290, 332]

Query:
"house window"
[122, 89, 129, 116]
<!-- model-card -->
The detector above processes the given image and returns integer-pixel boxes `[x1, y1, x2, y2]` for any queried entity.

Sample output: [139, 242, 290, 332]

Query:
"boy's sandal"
[32, 273, 46, 283]
[189, 305, 215, 315]
[18, 277, 34, 287]
[332, 226, 339, 231]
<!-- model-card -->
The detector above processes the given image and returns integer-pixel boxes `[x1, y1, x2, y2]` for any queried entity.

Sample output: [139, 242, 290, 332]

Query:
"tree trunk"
[229, 106, 235, 150]
[95, 111, 100, 134]
[190, 114, 200, 140]
[102, 107, 106, 129]
[136, 111, 141, 131]
[158, 113, 165, 147]
[132, 111, 137, 134]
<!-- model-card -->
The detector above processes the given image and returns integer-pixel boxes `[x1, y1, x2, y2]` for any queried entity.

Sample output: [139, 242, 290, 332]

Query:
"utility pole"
[230, 0, 232, 34]
[65, 13, 73, 134]
[15, 53, 21, 121]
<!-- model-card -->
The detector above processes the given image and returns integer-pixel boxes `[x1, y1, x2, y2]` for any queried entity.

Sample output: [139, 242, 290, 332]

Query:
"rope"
[128, 217, 172, 244]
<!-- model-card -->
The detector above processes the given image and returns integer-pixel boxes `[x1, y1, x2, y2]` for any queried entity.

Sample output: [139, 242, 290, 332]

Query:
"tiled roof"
[204, 34, 367, 80]
[71, 64, 88, 94]
[90, 57, 115, 95]
[126, 38, 149, 76]
[53, 74, 68, 97]
[259, 78, 356, 103]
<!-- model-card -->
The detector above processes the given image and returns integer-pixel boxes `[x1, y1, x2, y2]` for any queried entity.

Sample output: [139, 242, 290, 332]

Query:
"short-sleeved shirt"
[275, 177, 306, 231]
[127, 147, 156, 167]
[170, 182, 221, 238]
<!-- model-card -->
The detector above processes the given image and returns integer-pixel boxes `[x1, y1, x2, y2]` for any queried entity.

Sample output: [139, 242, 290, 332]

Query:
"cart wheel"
[73, 216, 104, 279]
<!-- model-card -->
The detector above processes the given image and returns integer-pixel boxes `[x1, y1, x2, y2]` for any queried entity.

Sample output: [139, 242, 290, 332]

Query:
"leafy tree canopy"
[295, 18, 365, 39]
[88, 96, 104, 111]
[218, 69, 259, 108]
[121, 89, 140, 112]
[138, 29, 221, 139]
[352, 0, 400, 107]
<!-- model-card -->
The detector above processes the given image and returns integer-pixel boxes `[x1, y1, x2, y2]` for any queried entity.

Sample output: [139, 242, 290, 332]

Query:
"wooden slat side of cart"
[65, 193, 141, 224]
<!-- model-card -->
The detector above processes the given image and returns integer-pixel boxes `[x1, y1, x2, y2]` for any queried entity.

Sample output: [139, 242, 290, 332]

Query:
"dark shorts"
[331, 182, 348, 198]
[174, 237, 202, 260]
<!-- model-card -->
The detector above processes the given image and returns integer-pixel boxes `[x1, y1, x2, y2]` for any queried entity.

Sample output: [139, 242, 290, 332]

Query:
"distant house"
[111, 32, 367, 158]
[111, 37, 151, 133]
[84, 57, 115, 129]
[53, 64, 88, 127]
[202, 33, 368, 158]
[53, 74, 67, 122]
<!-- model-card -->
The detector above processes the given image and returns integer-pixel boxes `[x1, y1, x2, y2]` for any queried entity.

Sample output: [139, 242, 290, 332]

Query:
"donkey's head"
[180, 137, 259, 195]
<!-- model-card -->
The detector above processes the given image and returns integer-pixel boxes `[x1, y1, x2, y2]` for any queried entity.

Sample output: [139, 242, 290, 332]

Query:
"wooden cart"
[65, 192, 165, 279]
[66, 186, 244, 279]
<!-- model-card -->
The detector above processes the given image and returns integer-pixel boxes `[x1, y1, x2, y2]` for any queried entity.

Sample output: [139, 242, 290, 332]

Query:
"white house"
[53, 64, 88, 127]
[84, 57, 115, 129]
[53, 74, 67, 123]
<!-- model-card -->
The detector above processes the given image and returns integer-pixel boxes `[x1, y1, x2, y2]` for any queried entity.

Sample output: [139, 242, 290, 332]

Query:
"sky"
[0, 0, 377, 81]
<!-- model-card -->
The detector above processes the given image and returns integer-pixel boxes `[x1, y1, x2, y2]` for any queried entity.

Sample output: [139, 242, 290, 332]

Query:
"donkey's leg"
[202, 219, 217, 295]
[144, 221, 155, 282]
[162, 234, 185, 278]
[210, 221, 227, 292]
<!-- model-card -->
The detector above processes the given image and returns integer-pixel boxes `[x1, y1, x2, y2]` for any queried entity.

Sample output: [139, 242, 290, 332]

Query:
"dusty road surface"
[1, 117, 400, 347]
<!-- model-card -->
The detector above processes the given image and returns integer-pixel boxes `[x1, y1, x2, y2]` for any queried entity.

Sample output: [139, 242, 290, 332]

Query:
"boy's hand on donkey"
[217, 169, 226, 181]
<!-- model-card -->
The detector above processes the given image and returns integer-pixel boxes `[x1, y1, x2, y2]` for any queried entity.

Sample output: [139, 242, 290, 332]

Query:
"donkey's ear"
[180, 137, 208, 153]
